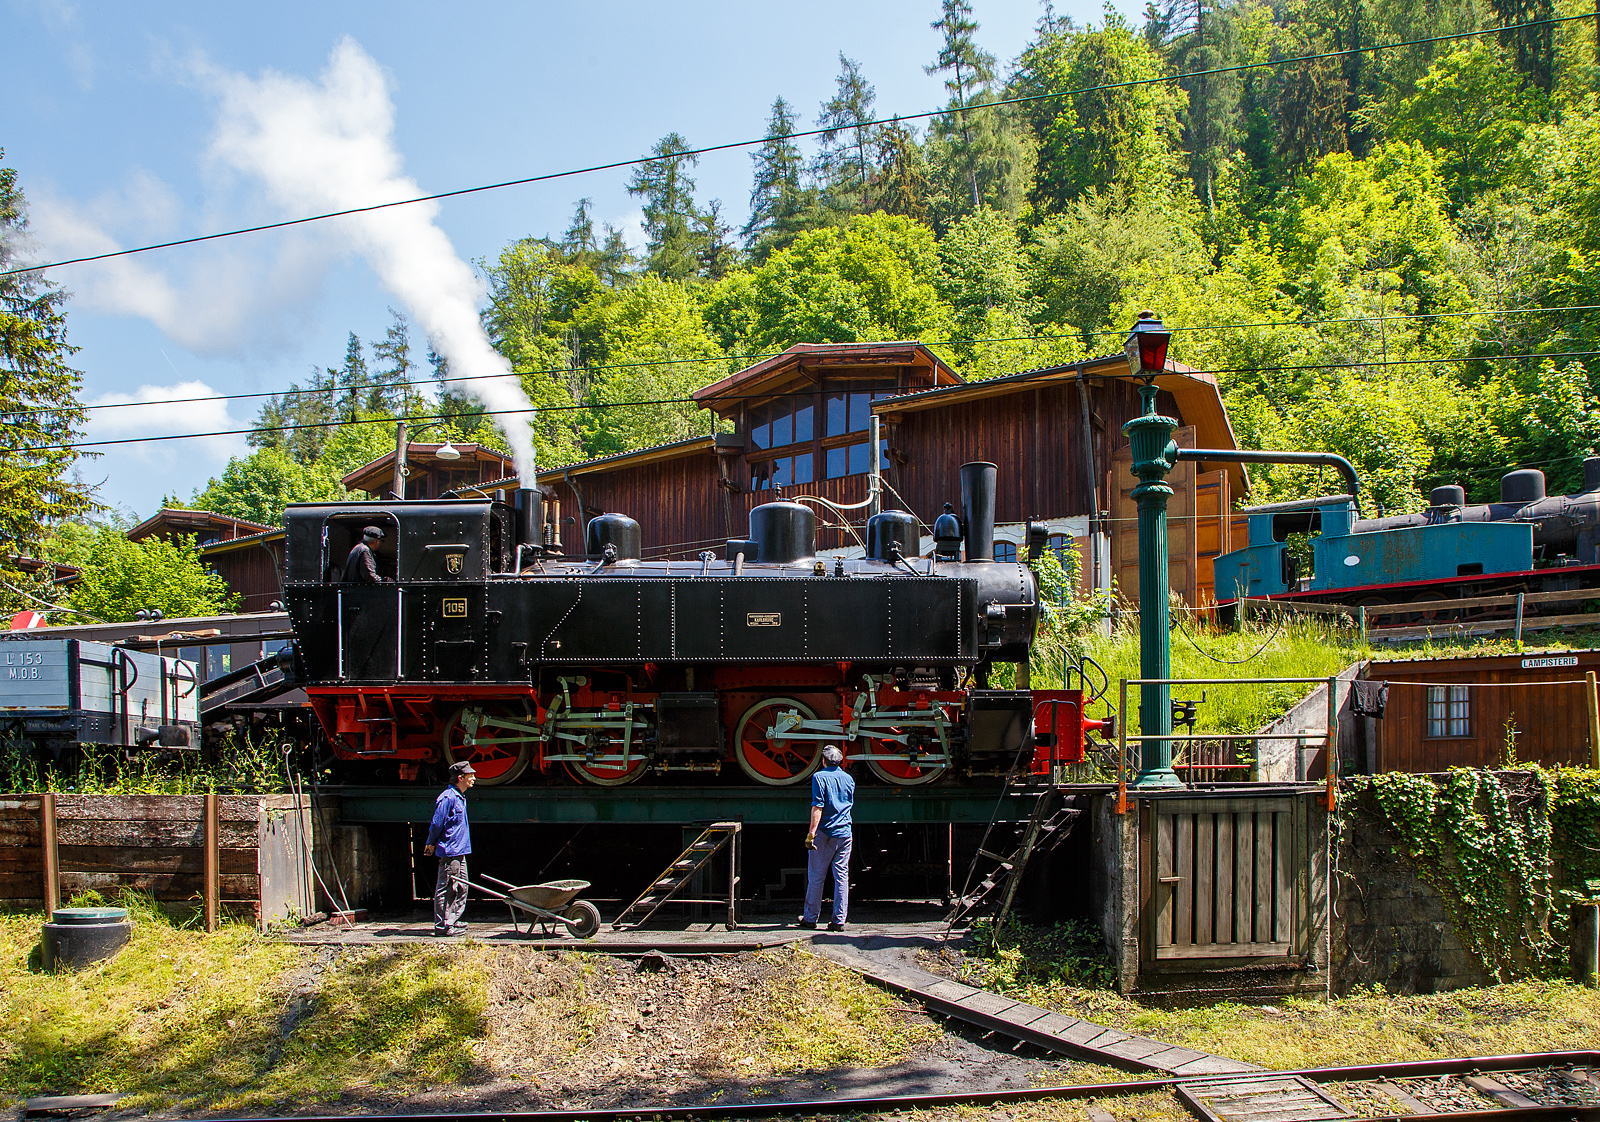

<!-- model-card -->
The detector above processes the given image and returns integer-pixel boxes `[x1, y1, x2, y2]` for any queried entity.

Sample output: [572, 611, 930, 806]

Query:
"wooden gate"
[1142, 795, 1307, 962]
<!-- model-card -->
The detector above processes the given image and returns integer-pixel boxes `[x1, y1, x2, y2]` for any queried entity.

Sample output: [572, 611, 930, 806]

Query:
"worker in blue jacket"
[799, 744, 855, 931]
[423, 760, 475, 935]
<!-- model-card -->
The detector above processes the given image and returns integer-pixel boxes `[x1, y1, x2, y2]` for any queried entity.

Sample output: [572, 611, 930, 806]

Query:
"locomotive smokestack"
[513, 488, 540, 549]
[960, 462, 998, 562]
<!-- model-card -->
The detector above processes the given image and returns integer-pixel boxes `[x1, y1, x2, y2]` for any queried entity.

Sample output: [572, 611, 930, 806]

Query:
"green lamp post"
[1121, 311, 1183, 788]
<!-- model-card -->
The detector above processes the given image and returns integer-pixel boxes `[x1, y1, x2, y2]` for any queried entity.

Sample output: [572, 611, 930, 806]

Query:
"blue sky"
[5, 0, 1132, 520]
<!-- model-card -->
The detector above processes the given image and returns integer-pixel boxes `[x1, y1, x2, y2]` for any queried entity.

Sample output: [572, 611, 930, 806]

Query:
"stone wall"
[1330, 771, 1549, 994]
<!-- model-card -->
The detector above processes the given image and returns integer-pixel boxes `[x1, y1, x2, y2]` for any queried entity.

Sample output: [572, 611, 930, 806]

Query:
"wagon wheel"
[442, 703, 532, 785]
[734, 697, 823, 786]
[562, 900, 601, 939]
[863, 729, 947, 787]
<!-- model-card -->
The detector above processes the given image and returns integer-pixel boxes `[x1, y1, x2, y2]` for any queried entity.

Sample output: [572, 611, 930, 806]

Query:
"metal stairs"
[612, 821, 742, 930]
[950, 779, 1083, 932]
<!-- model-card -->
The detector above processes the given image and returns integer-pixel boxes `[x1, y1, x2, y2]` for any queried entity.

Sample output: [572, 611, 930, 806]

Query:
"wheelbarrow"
[465, 874, 601, 938]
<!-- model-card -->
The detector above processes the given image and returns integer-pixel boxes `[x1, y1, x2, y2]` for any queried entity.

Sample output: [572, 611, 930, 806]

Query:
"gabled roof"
[692, 342, 961, 418]
[127, 508, 277, 543]
[342, 443, 514, 493]
[872, 353, 1247, 492]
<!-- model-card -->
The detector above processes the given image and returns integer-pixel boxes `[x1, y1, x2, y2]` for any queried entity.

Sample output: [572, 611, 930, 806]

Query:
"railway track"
[169, 1052, 1600, 1122]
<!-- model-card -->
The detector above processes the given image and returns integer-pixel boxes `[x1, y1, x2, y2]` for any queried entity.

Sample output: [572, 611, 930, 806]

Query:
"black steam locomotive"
[282, 462, 1096, 788]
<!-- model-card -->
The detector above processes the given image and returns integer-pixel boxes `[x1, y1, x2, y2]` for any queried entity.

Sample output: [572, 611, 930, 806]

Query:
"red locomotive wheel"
[442, 704, 532, 785]
[863, 733, 947, 787]
[734, 697, 823, 786]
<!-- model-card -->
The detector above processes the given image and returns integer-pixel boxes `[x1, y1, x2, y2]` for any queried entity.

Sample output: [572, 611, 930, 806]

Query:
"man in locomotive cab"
[342, 525, 385, 584]
[799, 745, 855, 932]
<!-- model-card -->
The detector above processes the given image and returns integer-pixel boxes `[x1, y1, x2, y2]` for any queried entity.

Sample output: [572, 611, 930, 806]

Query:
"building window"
[1427, 685, 1470, 738]
[746, 379, 896, 490]
[993, 541, 1018, 562]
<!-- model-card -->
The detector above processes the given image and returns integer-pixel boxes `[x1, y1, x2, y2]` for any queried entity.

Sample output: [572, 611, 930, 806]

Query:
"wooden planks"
[1364, 653, 1599, 772]
[1179, 1076, 1353, 1122]
[1153, 798, 1300, 961]
[1, 792, 305, 923]
[811, 943, 1259, 1076]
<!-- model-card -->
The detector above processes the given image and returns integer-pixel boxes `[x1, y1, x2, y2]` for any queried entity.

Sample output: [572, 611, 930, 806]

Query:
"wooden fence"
[1240, 586, 1600, 642]
[0, 793, 312, 928]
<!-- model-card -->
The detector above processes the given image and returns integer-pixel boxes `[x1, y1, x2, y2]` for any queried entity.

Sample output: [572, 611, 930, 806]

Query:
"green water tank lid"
[49, 908, 130, 925]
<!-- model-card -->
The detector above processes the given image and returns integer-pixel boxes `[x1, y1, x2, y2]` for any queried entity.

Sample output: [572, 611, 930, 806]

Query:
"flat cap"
[448, 760, 477, 777]
[361, 526, 385, 539]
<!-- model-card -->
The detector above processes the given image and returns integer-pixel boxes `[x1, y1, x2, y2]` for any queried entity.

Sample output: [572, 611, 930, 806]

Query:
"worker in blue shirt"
[799, 744, 855, 931]
[423, 760, 476, 935]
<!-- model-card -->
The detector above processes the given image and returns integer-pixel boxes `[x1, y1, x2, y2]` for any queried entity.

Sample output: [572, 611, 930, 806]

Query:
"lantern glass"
[1125, 314, 1171, 374]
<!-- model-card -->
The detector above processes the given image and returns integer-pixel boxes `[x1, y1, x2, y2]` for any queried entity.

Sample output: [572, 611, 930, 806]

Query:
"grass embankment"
[944, 923, 1600, 1069]
[0, 903, 934, 1112]
[1062, 616, 1600, 737]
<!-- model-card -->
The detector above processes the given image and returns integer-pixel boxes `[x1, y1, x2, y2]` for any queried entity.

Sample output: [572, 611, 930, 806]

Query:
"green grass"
[945, 922, 1600, 1069]
[729, 945, 941, 1074]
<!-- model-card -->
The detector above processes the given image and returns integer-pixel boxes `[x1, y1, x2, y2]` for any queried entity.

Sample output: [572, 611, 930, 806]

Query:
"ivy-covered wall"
[1333, 769, 1600, 994]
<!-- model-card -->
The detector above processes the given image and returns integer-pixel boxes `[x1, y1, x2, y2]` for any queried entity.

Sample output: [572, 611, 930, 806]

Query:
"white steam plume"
[201, 38, 538, 481]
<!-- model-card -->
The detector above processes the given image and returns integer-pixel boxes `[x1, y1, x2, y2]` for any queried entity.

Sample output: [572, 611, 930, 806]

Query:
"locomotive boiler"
[282, 462, 1096, 788]
[1213, 458, 1600, 611]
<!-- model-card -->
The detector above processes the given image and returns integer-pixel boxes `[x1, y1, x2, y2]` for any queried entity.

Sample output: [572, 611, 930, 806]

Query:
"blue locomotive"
[1212, 460, 1600, 609]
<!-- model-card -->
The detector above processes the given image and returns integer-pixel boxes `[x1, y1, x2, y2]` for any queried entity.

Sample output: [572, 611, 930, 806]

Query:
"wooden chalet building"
[501, 341, 1245, 605]
[1359, 650, 1600, 772]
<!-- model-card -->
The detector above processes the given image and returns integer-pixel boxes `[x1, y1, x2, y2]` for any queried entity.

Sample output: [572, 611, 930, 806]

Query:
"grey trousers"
[434, 855, 468, 932]
[803, 833, 852, 924]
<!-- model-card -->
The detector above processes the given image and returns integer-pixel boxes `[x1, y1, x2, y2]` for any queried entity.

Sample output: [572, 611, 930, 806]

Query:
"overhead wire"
[2, 12, 1595, 282]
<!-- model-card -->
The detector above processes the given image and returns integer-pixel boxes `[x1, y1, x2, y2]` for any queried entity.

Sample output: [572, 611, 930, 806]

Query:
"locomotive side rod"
[193, 1051, 1600, 1122]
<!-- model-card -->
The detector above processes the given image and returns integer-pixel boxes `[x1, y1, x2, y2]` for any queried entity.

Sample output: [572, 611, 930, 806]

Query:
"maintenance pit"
[307, 783, 1112, 936]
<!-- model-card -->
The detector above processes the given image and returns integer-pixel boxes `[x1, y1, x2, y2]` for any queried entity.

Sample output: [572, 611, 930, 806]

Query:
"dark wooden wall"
[889, 379, 1167, 528]
[550, 378, 1183, 559]
[553, 448, 728, 560]
[208, 538, 287, 614]
[1364, 654, 1599, 771]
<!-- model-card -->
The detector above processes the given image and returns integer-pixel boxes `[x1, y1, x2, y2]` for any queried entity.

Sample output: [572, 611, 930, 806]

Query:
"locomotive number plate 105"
[442, 598, 469, 618]
[746, 612, 781, 627]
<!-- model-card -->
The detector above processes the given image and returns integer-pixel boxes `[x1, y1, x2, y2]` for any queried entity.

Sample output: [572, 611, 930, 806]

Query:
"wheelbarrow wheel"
[562, 900, 601, 939]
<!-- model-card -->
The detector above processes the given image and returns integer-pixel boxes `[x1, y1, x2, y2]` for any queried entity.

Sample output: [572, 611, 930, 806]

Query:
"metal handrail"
[1115, 674, 1340, 810]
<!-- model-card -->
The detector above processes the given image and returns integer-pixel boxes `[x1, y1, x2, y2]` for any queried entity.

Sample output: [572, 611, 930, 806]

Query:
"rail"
[1116, 676, 1339, 808]
[168, 1051, 1600, 1122]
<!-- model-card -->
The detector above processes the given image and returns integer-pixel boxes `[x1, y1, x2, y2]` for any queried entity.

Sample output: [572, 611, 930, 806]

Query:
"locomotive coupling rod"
[1174, 448, 1363, 517]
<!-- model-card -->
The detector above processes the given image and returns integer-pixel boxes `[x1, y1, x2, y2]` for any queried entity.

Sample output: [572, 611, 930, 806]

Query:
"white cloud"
[28, 176, 332, 356]
[83, 381, 249, 469]
[614, 208, 648, 256]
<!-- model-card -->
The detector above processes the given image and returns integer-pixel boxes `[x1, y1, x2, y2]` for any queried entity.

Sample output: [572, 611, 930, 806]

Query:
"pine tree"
[1151, 0, 1244, 209]
[744, 97, 815, 257]
[876, 119, 933, 223]
[694, 200, 740, 280]
[0, 151, 93, 578]
[925, 1, 1036, 228]
[335, 333, 368, 421]
[816, 55, 882, 215]
[369, 308, 414, 414]
[627, 133, 705, 281]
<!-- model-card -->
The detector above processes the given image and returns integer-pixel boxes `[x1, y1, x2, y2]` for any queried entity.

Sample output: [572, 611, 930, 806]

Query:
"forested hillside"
[218, 0, 1600, 519]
